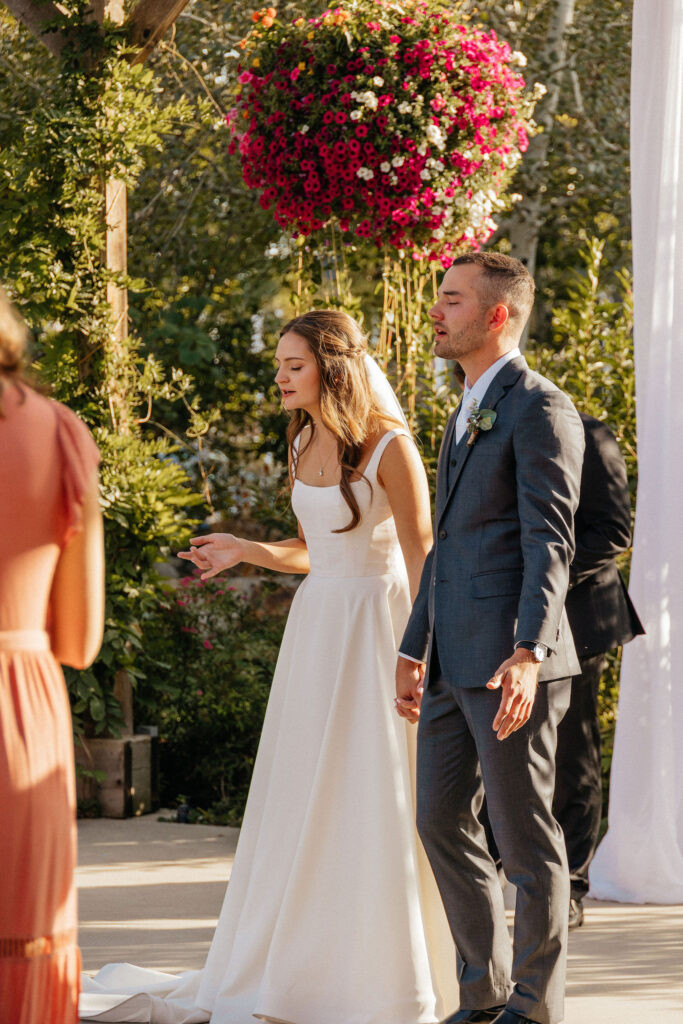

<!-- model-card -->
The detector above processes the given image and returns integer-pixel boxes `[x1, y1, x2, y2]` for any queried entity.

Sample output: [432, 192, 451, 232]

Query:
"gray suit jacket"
[401, 356, 585, 687]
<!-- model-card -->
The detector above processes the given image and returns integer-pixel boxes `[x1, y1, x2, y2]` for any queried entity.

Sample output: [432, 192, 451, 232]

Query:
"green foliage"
[528, 235, 636, 488]
[0, 11, 205, 737]
[136, 575, 290, 823]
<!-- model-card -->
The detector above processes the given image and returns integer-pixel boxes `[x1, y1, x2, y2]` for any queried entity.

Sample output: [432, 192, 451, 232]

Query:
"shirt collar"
[462, 347, 521, 409]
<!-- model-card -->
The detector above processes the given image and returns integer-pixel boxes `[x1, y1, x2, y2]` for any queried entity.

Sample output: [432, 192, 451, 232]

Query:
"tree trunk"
[507, 0, 577, 284]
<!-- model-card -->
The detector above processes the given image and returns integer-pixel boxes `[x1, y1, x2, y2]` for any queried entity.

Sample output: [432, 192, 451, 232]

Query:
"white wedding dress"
[80, 429, 456, 1024]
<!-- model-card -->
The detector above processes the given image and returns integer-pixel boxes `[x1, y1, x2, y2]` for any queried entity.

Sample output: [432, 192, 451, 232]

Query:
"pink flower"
[203, 639, 214, 650]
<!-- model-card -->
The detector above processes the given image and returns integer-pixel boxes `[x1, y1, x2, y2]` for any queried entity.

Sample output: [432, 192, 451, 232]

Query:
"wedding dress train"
[80, 430, 455, 1024]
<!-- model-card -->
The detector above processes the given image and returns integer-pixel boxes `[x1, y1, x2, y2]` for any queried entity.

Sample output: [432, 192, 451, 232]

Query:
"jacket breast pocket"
[471, 568, 523, 599]
[472, 441, 505, 458]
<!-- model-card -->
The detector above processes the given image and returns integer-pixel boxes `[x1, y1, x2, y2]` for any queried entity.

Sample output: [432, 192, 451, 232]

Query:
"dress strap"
[363, 428, 411, 479]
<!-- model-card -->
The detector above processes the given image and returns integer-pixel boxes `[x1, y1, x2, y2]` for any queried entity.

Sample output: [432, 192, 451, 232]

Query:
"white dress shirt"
[454, 347, 521, 444]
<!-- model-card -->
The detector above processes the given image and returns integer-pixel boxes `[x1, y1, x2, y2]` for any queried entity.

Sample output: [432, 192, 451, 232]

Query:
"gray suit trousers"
[416, 645, 571, 1024]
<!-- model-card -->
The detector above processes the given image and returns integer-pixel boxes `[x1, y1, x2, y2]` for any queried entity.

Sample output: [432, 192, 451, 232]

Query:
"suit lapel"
[435, 400, 459, 522]
[436, 356, 527, 528]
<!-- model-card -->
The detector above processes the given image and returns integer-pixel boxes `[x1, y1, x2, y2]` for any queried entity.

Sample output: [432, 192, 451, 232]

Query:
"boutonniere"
[466, 402, 497, 446]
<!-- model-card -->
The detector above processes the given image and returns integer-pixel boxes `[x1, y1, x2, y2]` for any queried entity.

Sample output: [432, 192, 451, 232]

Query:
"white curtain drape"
[589, 0, 683, 903]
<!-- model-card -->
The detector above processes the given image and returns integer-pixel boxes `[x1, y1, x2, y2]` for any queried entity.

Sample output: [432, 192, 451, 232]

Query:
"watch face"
[533, 644, 545, 662]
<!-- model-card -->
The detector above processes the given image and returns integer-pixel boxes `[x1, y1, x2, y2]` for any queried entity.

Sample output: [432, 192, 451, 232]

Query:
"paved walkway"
[77, 816, 683, 1024]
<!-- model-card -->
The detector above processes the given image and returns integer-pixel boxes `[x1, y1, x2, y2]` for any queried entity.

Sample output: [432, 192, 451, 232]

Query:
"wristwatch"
[515, 641, 546, 663]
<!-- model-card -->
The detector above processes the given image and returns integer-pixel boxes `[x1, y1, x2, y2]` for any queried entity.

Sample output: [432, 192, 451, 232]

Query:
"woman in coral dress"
[0, 289, 104, 1023]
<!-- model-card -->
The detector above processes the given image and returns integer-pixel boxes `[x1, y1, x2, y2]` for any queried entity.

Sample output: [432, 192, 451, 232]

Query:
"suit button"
[439, 529, 448, 539]
[450, 458, 457, 467]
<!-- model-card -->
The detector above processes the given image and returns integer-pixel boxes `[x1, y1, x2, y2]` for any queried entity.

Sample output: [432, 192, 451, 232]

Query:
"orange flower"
[266, 6, 277, 16]
[251, 10, 260, 21]
[261, 15, 274, 26]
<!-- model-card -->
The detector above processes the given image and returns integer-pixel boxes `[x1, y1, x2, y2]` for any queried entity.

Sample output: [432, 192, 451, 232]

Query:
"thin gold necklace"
[315, 432, 336, 477]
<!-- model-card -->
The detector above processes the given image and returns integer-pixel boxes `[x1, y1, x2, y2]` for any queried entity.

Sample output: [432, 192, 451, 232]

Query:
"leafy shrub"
[136, 573, 293, 823]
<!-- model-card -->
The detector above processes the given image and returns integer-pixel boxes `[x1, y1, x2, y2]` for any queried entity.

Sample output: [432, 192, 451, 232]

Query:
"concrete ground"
[77, 816, 683, 1024]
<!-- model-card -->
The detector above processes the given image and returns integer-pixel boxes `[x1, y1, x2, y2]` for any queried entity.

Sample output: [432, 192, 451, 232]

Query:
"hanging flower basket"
[228, 0, 535, 264]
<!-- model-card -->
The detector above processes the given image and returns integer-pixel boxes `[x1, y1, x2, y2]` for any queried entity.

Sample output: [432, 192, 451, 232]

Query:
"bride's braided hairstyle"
[281, 309, 399, 533]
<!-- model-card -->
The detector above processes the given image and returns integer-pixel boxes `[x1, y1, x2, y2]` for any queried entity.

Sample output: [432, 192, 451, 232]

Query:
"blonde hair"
[281, 309, 398, 533]
[0, 287, 30, 417]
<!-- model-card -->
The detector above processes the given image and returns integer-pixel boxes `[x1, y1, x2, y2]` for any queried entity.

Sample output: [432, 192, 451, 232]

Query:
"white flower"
[425, 124, 445, 150]
[389, 173, 398, 185]
[300, 124, 310, 134]
[361, 90, 378, 110]
[372, 76, 384, 87]
[510, 192, 523, 203]
[533, 82, 548, 99]
[350, 110, 363, 121]
[392, 155, 405, 167]
[432, 227, 445, 240]
[350, 91, 359, 100]
[510, 50, 527, 67]
[356, 166, 375, 180]
[420, 168, 431, 180]
[398, 101, 411, 114]
[417, 142, 428, 156]
[380, 161, 391, 173]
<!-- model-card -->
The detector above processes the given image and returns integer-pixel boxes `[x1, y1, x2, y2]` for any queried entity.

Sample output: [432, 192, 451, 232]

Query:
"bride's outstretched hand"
[178, 534, 245, 580]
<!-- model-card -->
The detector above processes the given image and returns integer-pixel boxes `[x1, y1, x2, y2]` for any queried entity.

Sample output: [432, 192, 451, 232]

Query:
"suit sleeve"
[513, 389, 585, 652]
[399, 544, 434, 662]
[569, 417, 632, 589]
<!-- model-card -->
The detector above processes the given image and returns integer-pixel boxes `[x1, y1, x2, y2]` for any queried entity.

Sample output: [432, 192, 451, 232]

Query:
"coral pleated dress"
[0, 384, 99, 1024]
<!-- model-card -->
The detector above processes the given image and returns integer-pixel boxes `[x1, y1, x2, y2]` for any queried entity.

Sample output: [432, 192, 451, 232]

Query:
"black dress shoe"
[491, 1010, 539, 1024]
[441, 1007, 506, 1023]
[568, 896, 584, 929]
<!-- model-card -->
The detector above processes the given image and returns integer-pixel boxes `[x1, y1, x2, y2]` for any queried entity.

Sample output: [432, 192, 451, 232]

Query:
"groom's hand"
[395, 656, 425, 724]
[486, 649, 541, 740]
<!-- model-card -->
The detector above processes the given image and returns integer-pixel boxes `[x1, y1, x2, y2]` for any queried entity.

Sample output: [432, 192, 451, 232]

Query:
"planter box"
[76, 734, 159, 818]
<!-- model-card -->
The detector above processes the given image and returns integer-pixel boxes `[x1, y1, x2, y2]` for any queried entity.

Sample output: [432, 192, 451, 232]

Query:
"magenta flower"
[228, 0, 534, 263]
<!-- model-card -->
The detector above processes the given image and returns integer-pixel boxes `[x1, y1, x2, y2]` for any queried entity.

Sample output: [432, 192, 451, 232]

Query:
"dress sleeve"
[53, 400, 101, 546]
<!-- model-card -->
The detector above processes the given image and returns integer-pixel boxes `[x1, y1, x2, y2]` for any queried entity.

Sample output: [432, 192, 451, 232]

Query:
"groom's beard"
[433, 313, 488, 362]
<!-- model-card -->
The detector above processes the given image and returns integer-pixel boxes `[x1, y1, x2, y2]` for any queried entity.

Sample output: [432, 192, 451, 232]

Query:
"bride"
[81, 310, 456, 1024]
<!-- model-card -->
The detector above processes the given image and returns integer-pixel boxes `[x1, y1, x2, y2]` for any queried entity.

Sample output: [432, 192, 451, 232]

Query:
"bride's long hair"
[281, 310, 399, 533]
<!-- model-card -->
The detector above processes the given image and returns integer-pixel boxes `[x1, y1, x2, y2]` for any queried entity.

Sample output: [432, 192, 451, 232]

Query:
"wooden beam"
[4, 0, 192, 63]
[2, 0, 73, 57]
[126, 0, 191, 64]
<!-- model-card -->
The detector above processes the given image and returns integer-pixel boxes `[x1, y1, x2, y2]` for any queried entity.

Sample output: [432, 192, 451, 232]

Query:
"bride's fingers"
[190, 536, 213, 547]
[178, 549, 206, 566]
[200, 566, 223, 580]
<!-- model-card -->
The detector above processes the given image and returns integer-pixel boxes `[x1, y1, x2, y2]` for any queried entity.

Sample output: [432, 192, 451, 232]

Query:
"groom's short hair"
[451, 251, 535, 331]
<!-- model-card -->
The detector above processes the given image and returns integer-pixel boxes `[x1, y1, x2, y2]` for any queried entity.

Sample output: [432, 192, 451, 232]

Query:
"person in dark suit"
[480, 412, 645, 930]
[396, 252, 585, 1024]
[557, 413, 644, 927]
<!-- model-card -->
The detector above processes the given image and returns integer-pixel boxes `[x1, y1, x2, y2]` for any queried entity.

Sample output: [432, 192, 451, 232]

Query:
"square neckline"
[293, 427, 407, 490]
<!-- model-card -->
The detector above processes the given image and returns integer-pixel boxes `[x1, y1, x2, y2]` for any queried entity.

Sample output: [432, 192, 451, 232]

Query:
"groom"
[396, 252, 584, 1024]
